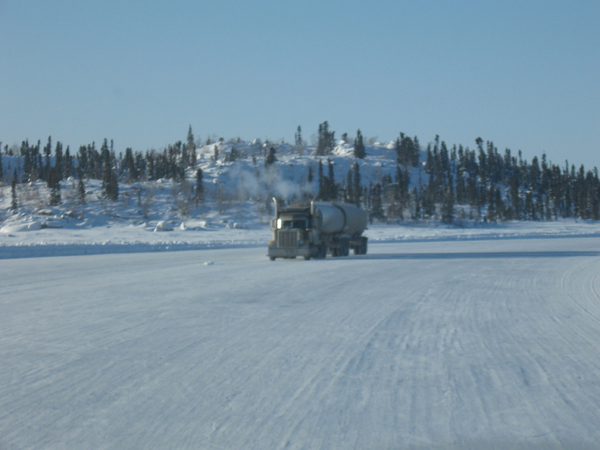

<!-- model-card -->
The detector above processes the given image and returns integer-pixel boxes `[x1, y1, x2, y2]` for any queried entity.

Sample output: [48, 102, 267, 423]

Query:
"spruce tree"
[47, 167, 61, 206]
[180, 139, 189, 175]
[317, 159, 324, 200]
[11, 171, 18, 212]
[353, 129, 366, 159]
[77, 169, 86, 204]
[43, 136, 52, 181]
[64, 146, 74, 179]
[78, 146, 88, 178]
[411, 136, 421, 167]
[346, 170, 354, 204]
[412, 187, 421, 219]
[353, 162, 361, 207]
[124, 148, 137, 182]
[371, 183, 384, 220]
[441, 177, 455, 223]
[0, 148, 3, 182]
[54, 141, 63, 181]
[195, 168, 204, 204]
[394, 136, 403, 166]
[316, 121, 335, 156]
[327, 158, 336, 200]
[187, 125, 196, 167]
[101, 139, 118, 201]
[21, 140, 32, 181]
[265, 147, 277, 166]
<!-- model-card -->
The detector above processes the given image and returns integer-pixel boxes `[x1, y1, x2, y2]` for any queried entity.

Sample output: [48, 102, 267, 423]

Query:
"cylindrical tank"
[313, 202, 367, 235]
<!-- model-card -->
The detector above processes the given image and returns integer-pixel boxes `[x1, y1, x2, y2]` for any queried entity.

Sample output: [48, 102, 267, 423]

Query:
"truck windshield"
[277, 217, 307, 229]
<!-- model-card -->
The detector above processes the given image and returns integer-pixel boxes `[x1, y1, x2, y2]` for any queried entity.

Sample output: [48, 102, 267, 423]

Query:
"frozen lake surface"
[2, 237, 600, 449]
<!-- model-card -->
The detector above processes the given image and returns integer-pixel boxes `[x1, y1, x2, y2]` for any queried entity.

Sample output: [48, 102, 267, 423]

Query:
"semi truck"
[267, 200, 368, 260]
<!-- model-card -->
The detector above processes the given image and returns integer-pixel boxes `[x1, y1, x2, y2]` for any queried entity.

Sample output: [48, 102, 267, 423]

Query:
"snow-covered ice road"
[2, 238, 600, 450]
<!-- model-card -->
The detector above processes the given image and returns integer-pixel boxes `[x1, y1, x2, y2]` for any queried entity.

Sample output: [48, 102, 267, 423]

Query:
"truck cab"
[268, 205, 318, 260]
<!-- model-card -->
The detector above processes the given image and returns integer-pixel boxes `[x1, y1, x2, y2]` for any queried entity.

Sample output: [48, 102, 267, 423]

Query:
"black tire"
[269, 257, 276, 261]
[304, 255, 311, 261]
[320, 242, 327, 259]
[342, 239, 350, 257]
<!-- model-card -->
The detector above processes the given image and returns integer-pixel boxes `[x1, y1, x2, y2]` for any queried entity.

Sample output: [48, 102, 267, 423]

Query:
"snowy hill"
[2, 136, 600, 258]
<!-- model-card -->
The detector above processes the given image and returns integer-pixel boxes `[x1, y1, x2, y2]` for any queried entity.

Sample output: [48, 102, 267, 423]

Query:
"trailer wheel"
[353, 237, 368, 255]
[269, 256, 276, 261]
[341, 238, 350, 257]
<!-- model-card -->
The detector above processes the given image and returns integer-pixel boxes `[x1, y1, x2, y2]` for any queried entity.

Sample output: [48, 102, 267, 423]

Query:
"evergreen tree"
[11, 171, 18, 212]
[265, 147, 277, 166]
[412, 187, 421, 219]
[54, 141, 63, 181]
[124, 148, 137, 182]
[412, 136, 421, 167]
[326, 158, 336, 200]
[47, 167, 61, 206]
[43, 136, 52, 180]
[187, 125, 196, 167]
[180, 138, 189, 174]
[195, 168, 204, 204]
[21, 140, 32, 181]
[0, 148, 3, 182]
[370, 183, 384, 220]
[441, 176, 455, 223]
[317, 159, 324, 199]
[353, 129, 366, 159]
[316, 121, 335, 156]
[101, 139, 118, 200]
[353, 162, 361, 207]
[455, 168, 466, 204]
[346, 170, 354, 204]
[77, 169, 86, 204]
[78, 145, 88, 178]
[135, 151, 146, 180]
[394, 136, 403, 165]
[64, 146, 74, 179]
[295, 126, 303, 146]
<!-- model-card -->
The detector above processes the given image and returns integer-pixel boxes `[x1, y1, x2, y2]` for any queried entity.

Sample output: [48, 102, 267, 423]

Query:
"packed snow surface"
[2, 236, 600, 449]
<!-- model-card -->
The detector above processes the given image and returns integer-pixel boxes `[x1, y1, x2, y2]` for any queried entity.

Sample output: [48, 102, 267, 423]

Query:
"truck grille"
[277, 230, 298, 248]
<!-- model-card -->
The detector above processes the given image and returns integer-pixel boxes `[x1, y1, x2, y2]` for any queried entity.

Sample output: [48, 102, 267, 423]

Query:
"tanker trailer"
[267, 200, 368, 261]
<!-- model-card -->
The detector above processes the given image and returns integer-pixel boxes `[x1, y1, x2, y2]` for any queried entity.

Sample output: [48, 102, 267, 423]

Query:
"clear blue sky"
[1, 0, 598, 168]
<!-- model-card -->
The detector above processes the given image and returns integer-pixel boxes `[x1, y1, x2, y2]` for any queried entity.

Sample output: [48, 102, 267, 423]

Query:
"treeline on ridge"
[1, 122, 599, 223]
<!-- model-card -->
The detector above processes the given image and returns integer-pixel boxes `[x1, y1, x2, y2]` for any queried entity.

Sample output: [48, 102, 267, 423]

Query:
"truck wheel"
[319, 242, 327, 259]
[342, 240, 350, 257]
[304, 255, 311, 261]
[269, 257, 276, 261]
